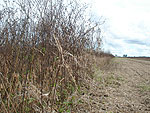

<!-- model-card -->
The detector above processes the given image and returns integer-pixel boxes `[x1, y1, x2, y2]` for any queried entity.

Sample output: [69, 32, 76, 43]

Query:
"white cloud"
[89, 0, 150, 56]
[0, 0, 149, 56]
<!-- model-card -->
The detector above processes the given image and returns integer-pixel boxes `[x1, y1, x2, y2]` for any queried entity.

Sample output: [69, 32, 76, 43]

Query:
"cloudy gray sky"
[0, 0, 149, 56]
[86, 0, 150, 57]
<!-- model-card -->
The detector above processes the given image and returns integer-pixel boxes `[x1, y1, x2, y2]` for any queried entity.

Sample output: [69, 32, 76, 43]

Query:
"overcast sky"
[0, 0, 150, 56]
[85, 0, 150, 57]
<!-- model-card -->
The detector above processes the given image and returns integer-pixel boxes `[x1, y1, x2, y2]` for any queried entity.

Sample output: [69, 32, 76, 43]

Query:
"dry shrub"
[89, 50, 114, 69]
[0, 0, 105, 112]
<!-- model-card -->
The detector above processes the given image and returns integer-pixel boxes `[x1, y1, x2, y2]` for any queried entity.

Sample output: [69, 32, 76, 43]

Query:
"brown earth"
[128, 57, 150, 61]
[76, 58, 150, 113]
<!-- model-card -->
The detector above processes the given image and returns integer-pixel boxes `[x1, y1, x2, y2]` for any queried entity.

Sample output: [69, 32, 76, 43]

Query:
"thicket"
[0, 0, 111, 112]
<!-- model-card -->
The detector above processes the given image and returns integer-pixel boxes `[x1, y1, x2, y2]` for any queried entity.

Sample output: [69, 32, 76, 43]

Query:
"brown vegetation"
[0, 0, 113, 112]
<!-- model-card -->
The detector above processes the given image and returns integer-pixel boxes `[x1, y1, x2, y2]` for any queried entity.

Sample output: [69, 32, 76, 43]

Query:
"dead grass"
[0, 0, 114, 112]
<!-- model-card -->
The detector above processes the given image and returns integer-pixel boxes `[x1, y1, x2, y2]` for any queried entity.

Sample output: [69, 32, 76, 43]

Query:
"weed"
[138, 84, 150, 92]
[0, 0, 113, 112]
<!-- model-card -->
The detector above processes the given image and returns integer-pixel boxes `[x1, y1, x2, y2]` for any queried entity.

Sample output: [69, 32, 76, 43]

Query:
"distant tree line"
[123, 54, 128, 57]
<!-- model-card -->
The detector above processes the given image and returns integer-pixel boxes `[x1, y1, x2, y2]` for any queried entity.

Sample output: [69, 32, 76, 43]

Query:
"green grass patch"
[138, 84, 150, 92]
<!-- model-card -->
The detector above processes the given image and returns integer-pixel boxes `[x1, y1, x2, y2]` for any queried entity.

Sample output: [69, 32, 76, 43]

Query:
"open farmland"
[127, 57, 150, 61]
[86, 58, 150, 112]
[0, 0, 149, 112]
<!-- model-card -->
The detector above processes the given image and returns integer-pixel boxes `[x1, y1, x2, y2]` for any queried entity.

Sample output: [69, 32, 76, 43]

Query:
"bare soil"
[128, 57, 150, 61]
[76, 58, 150, 113]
